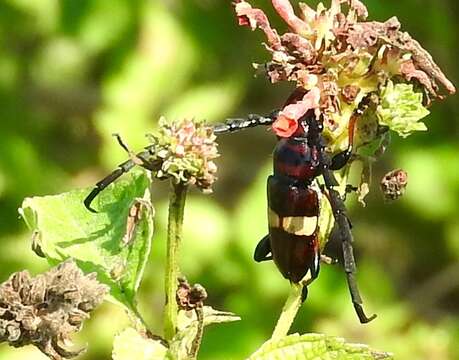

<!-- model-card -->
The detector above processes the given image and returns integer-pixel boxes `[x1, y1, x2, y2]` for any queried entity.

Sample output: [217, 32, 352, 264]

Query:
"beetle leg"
[320, 254, 338, 265]
[321, 163, 377, 323]
[301, 286, 308, 302]
[343, 184, 358, 202]
[254, 235, 273, 262]
[213, 111, 279, 135]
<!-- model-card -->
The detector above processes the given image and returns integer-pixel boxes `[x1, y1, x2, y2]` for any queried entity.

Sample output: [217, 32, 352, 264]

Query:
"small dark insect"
[84, 102, 376, 324]
[380, 169, 408, 201]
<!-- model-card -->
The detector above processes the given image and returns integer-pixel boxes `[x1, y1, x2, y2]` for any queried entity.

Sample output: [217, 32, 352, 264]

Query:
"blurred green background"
[0, 0, 458, 359]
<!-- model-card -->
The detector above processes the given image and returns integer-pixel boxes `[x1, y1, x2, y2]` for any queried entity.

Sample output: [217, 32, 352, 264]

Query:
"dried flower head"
[176, 277, 208, 311]
[0, 260, 108, 360]
[147, 118, 219, 193]
[380, 168, 408, 201]
[234, 0, 455, 147]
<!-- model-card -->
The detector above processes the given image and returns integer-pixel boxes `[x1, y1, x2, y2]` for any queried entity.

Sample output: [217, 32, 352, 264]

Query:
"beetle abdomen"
[267, 175, 320, 284]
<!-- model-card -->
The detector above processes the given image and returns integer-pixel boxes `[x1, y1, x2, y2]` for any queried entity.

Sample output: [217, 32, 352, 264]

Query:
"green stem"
[164, 182, 188, 341]
[271, 283, 303, 340]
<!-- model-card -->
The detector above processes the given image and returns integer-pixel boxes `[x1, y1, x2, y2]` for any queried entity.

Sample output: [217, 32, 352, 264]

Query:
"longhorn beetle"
[84, 100, 376, 324]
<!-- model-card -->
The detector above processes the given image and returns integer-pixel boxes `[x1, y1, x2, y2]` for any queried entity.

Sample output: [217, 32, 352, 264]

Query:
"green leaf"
[376, 80, 430, 138]
[112, 327, 167, 360]
[247, 333, 393, 360]
[19, 171, 154, 310]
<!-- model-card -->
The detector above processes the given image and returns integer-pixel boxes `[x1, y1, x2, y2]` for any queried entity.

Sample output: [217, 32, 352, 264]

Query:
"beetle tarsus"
[354, 303, 377, 323]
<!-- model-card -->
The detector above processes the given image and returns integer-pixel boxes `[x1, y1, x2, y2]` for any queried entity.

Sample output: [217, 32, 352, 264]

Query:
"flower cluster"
[234, 0, 455, 149]
[0, 260, 108, 359]
[147, 118, 219, 192]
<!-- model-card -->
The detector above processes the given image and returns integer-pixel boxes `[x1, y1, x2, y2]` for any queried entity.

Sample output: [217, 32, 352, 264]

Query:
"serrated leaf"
[19, 171, 154, 310]
[112, 327, 167, 360]
[248, 333, 393, 360]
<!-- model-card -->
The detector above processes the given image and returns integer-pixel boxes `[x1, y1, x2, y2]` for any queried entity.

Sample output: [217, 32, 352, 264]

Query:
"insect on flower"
[212, 95, 377, 323]
[84, 0, 455, 324]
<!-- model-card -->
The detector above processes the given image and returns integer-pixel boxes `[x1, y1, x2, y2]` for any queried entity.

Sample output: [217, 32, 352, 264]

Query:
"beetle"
[212, 101, 376, 324]
[84, 100, 376, 324]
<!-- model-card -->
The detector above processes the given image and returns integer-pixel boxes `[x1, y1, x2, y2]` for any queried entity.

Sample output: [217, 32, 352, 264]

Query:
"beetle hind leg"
[301, 286, 309, 302]
[321, 164, 377, 324]
[254, 235, 272, 262]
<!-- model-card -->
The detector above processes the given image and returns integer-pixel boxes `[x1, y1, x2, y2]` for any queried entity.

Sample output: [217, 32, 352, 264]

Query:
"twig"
[189, 304, 205, 359]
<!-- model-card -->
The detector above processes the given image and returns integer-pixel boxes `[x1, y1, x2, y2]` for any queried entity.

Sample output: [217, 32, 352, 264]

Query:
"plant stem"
[164, 182, 188, 341]
[189, 305, 204, 359]
[271, 283, 303, 340]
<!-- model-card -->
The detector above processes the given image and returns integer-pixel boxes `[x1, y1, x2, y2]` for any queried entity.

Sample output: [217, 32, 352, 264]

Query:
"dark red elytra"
[267, 174, 320, 283]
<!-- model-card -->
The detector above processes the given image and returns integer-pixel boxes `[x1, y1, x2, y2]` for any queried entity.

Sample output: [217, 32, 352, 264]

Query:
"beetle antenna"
[212, 112, 278, 135]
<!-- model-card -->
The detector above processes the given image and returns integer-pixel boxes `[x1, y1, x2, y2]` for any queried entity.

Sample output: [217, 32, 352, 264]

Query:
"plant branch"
[271, 283, 303, 340]
[189, 304, 205, 359]
[164, 182, 188, 341]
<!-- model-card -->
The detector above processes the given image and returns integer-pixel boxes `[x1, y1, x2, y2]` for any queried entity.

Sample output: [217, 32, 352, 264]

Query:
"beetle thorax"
[273, 137, 320, 182]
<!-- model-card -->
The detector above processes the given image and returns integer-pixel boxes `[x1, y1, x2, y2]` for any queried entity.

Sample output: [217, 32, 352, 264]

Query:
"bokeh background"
[0, 0, 458, 359]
